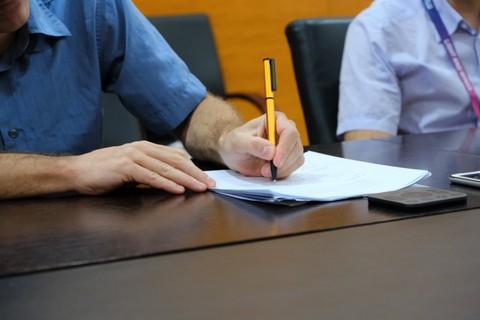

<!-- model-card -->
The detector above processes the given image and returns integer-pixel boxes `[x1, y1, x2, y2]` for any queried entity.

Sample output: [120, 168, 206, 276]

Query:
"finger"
[275, 138, 304, 172]
[273, 115, 302, 168]
[262, 151, 304, 179]
[129, 163, 185, 194]
[276, 151, 305, 178]
[273, 133, 300, 168]
[136, 154, 209, 192]
[261, 161, 275, 179]
[138, 142, 215, 188]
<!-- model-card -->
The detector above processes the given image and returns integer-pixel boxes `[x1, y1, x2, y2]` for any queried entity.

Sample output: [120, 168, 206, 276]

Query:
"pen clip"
[269, 58, 276, 92]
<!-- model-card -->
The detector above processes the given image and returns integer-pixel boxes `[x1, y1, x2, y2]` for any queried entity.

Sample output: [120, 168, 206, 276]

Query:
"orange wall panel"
[133, 0, 372, 144]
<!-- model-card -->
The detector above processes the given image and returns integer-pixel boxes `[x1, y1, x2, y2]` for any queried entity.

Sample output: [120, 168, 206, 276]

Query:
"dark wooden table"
[2, 129, 480, 319]
[3, 208, 479, 320]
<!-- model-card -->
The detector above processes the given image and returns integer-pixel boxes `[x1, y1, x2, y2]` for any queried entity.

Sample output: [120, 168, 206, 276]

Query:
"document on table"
[206, 151, 431, 204]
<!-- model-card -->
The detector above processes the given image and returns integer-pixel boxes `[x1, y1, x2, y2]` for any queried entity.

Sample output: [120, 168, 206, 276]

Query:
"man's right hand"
[70, 141, 216, 195]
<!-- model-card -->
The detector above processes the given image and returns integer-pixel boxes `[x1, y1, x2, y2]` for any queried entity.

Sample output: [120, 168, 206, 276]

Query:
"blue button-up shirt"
[337, 0, 480, 136]
[0, 0, 206, 154]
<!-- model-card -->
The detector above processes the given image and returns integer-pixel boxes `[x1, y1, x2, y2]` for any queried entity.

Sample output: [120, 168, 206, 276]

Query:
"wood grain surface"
[2, 207, 480, 320]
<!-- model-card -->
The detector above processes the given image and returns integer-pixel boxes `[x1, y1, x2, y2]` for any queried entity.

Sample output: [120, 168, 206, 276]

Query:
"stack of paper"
[206, 151, 431, 203]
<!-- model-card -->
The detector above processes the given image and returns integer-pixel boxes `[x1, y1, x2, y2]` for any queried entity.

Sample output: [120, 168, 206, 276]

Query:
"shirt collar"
[433, 0, 476, 42]
[0, 0, 71, 72]
[27, 0, 71, 37]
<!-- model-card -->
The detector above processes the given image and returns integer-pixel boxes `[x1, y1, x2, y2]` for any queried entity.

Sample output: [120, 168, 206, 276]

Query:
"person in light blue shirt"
[0, 0, 304, 198]
[337, 0, 480, 140]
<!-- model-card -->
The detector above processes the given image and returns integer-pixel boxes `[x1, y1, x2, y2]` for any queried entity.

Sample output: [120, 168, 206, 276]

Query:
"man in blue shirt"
[337, 0, 480, 140]
[0, 0, 304, 198]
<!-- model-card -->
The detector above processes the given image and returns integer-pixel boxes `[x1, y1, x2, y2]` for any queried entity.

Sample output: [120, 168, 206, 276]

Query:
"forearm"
[344, 130, 392, 141]
[180, 94, 244, 164]
[0, 153, 75, 199]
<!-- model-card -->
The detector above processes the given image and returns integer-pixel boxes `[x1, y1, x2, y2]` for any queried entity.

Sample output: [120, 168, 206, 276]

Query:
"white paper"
[206, 151, 431, 203]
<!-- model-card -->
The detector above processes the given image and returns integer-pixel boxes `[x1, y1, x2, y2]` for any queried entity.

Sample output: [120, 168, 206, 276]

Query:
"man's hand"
[70, 141, 215, 195]
[179, 94, 303, 180]
[218, 112, 304, 179]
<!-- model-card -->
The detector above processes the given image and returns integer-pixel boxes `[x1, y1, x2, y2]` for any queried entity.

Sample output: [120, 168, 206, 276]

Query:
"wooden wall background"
[133, 0, 372, 145]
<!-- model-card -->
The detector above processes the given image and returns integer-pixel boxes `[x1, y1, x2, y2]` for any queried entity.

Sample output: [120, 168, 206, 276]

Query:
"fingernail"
[174, 185, 185, 193]
[207, 177, 216, 188]
[275, 157, 283, 168]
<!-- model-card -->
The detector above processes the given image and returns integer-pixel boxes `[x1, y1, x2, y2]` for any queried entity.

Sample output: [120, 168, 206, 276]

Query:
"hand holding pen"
[216, 58, 304, 180]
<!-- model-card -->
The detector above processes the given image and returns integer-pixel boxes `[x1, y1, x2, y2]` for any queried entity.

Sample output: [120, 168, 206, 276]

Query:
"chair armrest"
[225, 92, 266, 113]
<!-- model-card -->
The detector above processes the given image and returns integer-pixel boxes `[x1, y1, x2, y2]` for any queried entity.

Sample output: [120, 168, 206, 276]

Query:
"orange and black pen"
[263, 58, 277, 182]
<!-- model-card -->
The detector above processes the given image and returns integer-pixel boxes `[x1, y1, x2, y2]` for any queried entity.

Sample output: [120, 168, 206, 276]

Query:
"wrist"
[54, 156, 81, 193]
[217, 125, 237, 165]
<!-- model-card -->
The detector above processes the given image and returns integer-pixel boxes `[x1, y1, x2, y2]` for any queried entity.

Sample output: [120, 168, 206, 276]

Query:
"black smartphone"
[367, 185, 467, 208]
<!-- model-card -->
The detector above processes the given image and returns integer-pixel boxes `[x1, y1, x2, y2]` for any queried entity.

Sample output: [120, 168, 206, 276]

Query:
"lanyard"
[422, 0, 480, 118]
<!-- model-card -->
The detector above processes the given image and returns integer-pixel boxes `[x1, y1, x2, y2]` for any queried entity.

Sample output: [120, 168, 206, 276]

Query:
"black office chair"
[286, 18, 352, 145]
[103, 14, 264, 147]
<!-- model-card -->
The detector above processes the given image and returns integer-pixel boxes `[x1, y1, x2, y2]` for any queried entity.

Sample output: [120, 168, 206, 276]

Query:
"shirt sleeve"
[97, 0, 207, 136]
[336, 14, 402, 137]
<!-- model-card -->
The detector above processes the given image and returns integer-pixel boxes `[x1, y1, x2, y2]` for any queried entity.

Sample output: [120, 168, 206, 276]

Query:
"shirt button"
[8, 129, 19, 139]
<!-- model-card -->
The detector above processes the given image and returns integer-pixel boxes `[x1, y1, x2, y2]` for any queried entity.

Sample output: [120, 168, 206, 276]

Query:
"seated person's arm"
[0, 142, 215, 199]
[0, 95, 304, 199]
[178, 93, 304, 179]
[337, 14, 401, 141]
[344, 130, 392, 141]
[0, 154, 74, 199]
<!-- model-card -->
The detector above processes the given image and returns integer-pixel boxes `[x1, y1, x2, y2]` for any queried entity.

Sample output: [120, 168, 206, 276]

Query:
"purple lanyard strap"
[423, 0, 480, 118]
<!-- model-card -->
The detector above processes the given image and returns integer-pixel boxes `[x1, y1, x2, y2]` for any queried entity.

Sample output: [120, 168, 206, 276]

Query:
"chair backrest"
[286, 18, 352, 145]
[149, 14, 225, 97]
[103, 14, 224, 146]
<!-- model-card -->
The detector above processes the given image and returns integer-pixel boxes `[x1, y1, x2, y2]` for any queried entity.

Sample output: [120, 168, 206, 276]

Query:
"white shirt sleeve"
[337, 14, 402, 137]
